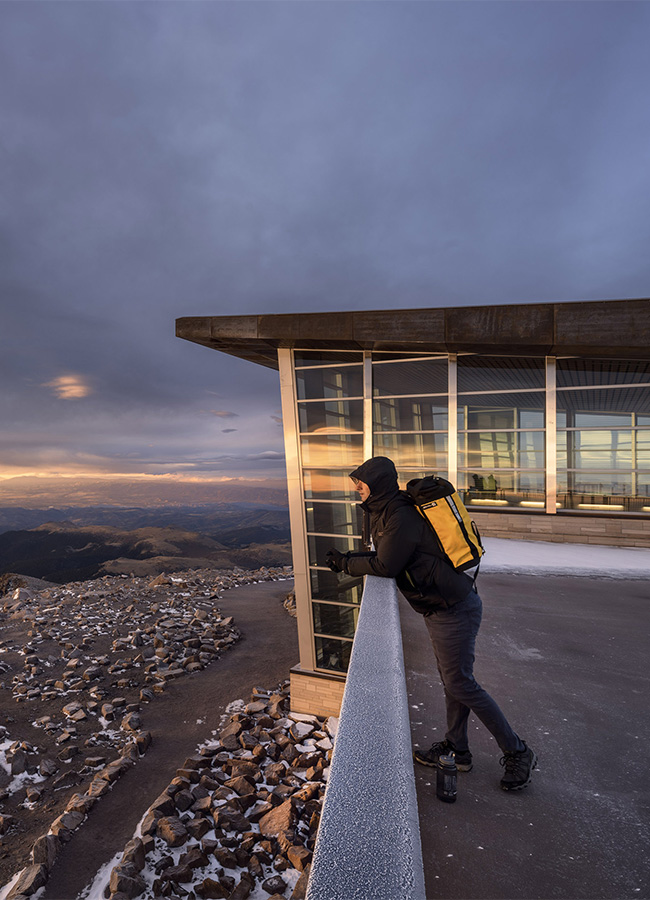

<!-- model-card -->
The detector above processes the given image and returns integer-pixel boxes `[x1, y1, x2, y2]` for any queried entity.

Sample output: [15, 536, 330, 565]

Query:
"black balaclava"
[349, 456, 400, 511]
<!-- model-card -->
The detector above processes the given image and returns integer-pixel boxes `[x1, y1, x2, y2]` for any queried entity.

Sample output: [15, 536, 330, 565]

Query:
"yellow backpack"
[406, 476, 484, 574]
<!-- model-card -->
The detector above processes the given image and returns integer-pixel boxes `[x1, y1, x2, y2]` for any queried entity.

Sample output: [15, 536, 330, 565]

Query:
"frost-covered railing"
[306, 576, 426, 900]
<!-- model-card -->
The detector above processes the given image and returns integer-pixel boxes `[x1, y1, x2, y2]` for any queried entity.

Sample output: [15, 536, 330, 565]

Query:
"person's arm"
[345, 507, 420, 578]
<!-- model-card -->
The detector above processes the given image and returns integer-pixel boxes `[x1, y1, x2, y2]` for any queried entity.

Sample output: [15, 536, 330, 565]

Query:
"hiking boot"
[413, 739, 473, 772]
[499, 742, 538, 791]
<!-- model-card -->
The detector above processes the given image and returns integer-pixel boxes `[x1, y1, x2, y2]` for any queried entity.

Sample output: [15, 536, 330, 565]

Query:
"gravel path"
[41, 579, 297, 900]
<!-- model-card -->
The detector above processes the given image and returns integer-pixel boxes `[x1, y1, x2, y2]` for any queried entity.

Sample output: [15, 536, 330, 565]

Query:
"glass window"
[373, 398, 448, 432]
[296, 366, 363, 401]
[458, 356, 545, 392]
[373, 358, 447, 396]
[310, 568, 363, 605]
[560, 431, 633, 470]
[298, 400, 363, 434]
[637, 431, 650, 466]
[557, 387, 650, 420]
[557, 472, 632, 494]
[314, 636, 352, 673]
[459, 431, 543, 469]
[373, 433, 448, 470]
[294, 351, 363, 367]
[305, 502, 363, 536]
[557, 358, 650, 387]
[308, 534, 360, 568]
[303, 470, 359, 500]
[458, 393, 545, 430]
[300, 434, 363, 468]
[313, 603, 359, 639]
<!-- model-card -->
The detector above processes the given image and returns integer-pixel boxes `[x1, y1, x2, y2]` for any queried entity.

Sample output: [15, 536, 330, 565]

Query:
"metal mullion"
[304, 498, 358, 505]
[457, 388, 546, 396]
[363, 352, 373, 461]
[556, 382, 650, 391]
[297, 396, 364, 403]
[448, 354, 458, 487]
[546, 356, 557, 515]
[306, 532, 363, 539]
[374, 392, 448, 400]
[373, 429, 449, 435]
[278, 348, 316, 672]
[294, 362, 363, 371]
[309, 597, 361, 609]
[314, 632, 354, 643]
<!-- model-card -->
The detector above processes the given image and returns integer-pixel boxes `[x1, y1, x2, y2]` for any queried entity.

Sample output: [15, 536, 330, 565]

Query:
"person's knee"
[444, 674, 483, 703]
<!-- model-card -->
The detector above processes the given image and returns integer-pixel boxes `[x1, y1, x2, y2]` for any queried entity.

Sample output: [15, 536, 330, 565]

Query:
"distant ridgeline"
[0, 505, 291, 584]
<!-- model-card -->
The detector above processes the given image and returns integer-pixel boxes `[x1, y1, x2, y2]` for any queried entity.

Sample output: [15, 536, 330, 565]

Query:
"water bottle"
[436, 752, 457, 803]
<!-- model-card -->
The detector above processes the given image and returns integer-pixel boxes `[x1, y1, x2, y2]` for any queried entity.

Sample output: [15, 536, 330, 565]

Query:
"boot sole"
[413, 752, 473, 772]
[500, 752, 538, 791]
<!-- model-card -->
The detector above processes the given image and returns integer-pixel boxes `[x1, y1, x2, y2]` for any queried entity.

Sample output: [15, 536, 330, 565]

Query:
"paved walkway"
[401, 573, 650, 900]
[42, 579, 298, 900]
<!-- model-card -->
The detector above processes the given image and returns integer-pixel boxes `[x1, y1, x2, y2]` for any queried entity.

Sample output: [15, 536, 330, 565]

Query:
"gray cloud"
[2, 2, 650, 489]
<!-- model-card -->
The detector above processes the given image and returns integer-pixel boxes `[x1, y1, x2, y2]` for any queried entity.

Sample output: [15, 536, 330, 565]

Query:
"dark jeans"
[424, 590, 525, 754]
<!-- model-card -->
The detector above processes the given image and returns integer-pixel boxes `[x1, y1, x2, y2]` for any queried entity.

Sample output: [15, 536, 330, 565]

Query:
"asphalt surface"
[41, 578, 298, 900]
[401, 573, 650, 900]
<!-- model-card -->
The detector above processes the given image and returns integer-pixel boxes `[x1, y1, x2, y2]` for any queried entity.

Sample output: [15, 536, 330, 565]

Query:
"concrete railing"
[306, 575, 426, 900]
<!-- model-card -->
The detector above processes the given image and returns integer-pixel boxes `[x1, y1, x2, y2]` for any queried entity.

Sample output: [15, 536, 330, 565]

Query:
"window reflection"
[557, 358, 650, 387]
[303, 470, 358, 500]
[308, 534, 360, 568]
[296, 366, 363, 401]
[305, 502, 363, 536]
[373, 433, 447, 469]
[313, 603, 359, 639]
[310, 568, 363, 605]
[373, 397, 447, 431]
[458, 393, 545, 430]
[458, 357, 545, 392]
[298, 400, 363, 434]
[314, 636, 352, 673]
[300, 434, 363, 467]
[373, 359, 447, 396]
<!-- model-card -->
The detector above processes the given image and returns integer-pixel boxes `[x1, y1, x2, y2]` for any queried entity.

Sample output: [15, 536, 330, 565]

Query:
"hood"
[349, 456, 400, 510]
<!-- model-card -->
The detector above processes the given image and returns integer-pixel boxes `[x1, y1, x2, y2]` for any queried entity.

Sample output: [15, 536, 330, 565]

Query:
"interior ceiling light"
[577, 503, 624, 510]
[469, 499, 509, 505]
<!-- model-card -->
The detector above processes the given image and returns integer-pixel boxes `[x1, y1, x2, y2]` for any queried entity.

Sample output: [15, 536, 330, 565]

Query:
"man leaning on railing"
[326, 455, 538, 793]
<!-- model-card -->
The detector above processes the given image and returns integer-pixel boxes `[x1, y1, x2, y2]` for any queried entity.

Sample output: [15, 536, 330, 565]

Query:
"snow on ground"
[481, 537, 650, 578]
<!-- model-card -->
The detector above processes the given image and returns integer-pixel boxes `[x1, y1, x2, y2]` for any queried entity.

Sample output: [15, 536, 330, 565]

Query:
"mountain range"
[0, 504, 291, 584]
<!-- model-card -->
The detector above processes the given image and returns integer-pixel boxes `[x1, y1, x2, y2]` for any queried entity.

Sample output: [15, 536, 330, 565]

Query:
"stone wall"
[471, 512, 650, 548]
[290, 668, 346, 718]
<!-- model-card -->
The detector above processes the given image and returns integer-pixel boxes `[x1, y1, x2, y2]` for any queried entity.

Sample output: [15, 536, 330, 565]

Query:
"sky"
[2, 1, 650, 505]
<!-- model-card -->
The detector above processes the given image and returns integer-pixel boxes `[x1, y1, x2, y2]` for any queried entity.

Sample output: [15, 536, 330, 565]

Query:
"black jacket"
[345, 457, 473, 614]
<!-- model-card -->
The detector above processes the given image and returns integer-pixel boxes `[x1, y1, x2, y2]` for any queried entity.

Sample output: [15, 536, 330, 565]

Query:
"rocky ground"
[0, 566, 293, 896]
[79, 686, 333, 900]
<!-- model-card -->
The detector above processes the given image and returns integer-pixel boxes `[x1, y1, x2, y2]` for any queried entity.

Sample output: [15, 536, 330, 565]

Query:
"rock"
[213, 807, 250, 834]
[6, 864, 48, 900]
[224, 775, 256, 796]
[121, 712, 142, 732]
[156, 816, 188, 847]
[287, 846, 312, 872]
[121, 837, 146, 871]
[31, 834, 61, 870]
[109, 865, 147, 899]
[50, 809, 85, 839]
[178, 845, 209, 869]
[149, 791, 175, 817]
[229, 873, 254, 900]
[196, 879, 228, 899]
[259, 799, 296, 839]
[214, 847, 238, 869]
[291, 864, 311, 900]
[262, 875, 287, 895]
[289, 721, 314, 742]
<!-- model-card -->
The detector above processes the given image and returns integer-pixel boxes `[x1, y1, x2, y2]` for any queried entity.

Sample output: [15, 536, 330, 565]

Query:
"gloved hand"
[325, 548, 349, 573]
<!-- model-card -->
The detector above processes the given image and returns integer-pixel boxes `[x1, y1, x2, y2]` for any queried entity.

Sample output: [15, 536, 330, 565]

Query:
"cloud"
[43, 374, 93, 400]
[270, 415, 283, 425]
[211, 410, 239, 418]
[221, 428, 237, 433]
